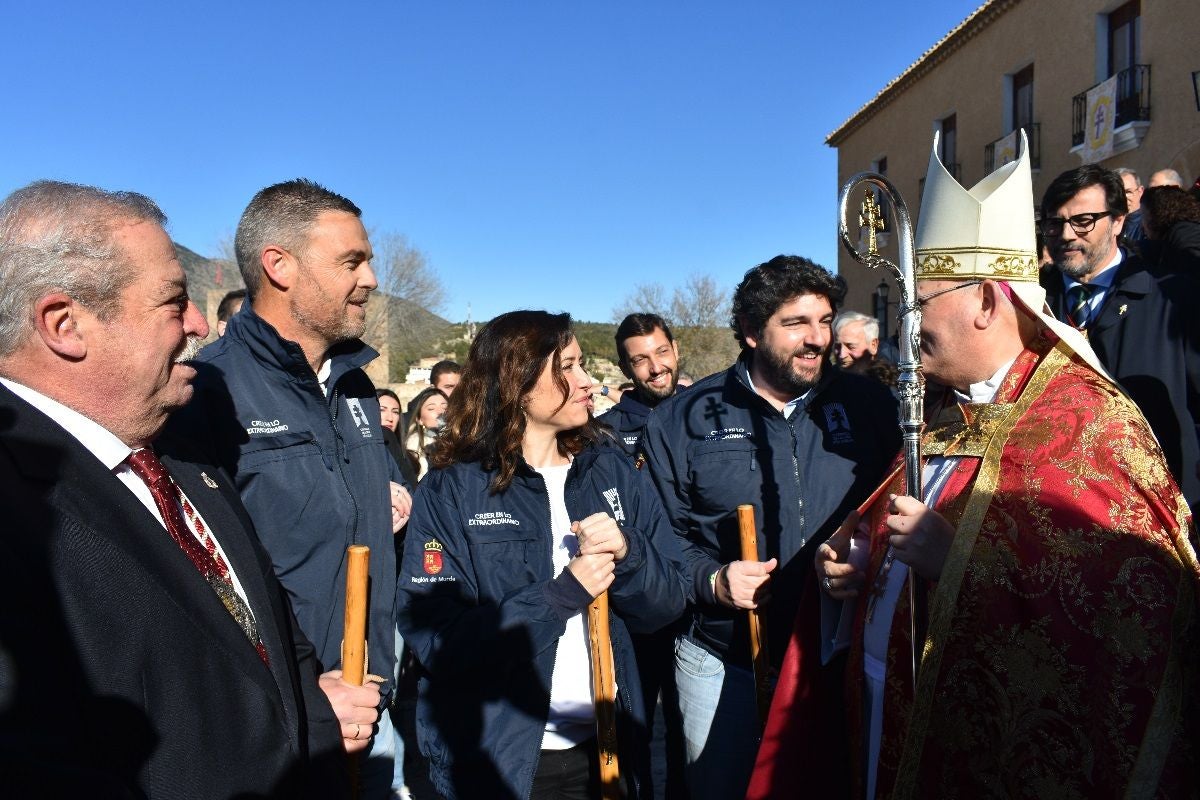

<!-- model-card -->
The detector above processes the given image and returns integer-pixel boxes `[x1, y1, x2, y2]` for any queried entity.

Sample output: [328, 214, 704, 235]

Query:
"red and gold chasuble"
[749, 336, 1199, 800]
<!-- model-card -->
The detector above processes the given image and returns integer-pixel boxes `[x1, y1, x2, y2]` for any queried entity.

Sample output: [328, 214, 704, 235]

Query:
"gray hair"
[0, 180, 166, 358]
[1150, 168, 1184, 188]
[234, 179, 361, 298]
[1114, 167, 1141, 187]
[833, 310, 879, 341]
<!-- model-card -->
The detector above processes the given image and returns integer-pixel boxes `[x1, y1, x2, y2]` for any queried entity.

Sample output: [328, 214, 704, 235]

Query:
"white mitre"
[915, 130, 1111, 378]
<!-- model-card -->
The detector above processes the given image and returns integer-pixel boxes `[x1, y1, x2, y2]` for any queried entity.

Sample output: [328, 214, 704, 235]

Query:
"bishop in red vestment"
[749, 134, 1198, 800]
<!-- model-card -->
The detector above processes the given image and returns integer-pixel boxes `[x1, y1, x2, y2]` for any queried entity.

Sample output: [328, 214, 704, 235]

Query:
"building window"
[870, 156, 892, 235]
[938, 114, 958, 178]
[1012, 64, 1034, 135]
[1107, 0, 1140, 77]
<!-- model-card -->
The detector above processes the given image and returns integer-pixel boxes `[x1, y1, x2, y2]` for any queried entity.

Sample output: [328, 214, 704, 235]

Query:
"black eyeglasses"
[1040, 211, 1113, 236]
[915, 280, 982, 309]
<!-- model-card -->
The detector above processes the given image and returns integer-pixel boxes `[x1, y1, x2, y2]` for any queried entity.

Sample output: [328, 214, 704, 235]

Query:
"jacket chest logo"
[705, 427, 748, 441]
[822, 403, 854, 445]
[602, 487, 626, 522]
[423, 539, 444, 575]
[468, 512, 521, 527]
[344, 397, 374, 438]
[246, 418, 289, 435]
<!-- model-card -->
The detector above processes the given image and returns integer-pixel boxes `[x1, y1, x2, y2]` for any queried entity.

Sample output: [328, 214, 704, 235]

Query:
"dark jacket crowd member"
[1140, 184, 1200, 277]
[1040, 165, 1200, 510]
[0, 180, 346, 797]
[597, 312, 683, 457]
[170, 179, 410, 795]
[378, 387, 419, 487]
[596, 312, 690, 800]
[640, 256, 900, 800]
[397, 310, 686, 800]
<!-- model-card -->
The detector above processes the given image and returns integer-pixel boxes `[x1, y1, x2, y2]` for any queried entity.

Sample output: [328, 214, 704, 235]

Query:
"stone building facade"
[828, 0, 1200, 332]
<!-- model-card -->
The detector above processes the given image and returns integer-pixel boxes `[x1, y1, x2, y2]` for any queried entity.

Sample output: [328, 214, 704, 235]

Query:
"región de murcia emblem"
[423, 539, 444, 575]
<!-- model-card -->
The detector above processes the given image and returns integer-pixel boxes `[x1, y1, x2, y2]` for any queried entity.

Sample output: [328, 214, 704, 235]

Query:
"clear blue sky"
[2, 1, 983, 323]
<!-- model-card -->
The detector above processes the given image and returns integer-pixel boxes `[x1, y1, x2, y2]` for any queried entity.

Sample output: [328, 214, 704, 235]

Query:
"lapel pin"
[1118, 304, 1128, 316]
[201, 472, 219, 489]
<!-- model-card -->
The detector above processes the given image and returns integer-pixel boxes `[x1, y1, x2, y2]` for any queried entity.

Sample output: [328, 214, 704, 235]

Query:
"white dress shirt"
[1, 377, 253, 609]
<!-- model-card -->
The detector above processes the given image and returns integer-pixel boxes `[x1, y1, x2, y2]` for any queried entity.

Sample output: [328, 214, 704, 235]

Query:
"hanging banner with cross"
[1082, 75, 1117, 164]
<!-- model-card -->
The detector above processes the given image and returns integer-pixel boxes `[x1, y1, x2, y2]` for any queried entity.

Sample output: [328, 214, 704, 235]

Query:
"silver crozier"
[837, 175, 923, 687]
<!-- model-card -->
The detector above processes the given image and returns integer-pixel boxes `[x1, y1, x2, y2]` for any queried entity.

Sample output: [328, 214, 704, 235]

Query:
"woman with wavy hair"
[397, 310, 684, 800]
[404, 387, 448, 481]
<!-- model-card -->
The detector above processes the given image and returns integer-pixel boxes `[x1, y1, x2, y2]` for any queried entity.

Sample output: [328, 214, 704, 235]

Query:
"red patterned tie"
[127, 449, 269, 665]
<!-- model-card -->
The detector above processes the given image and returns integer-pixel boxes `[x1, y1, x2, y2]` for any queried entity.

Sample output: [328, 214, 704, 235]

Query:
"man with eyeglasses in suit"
[1040, 164, 1200, 510]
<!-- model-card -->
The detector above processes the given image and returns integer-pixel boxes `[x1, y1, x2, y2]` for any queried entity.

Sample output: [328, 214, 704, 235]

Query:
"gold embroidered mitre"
[915, 129, 1038, 282]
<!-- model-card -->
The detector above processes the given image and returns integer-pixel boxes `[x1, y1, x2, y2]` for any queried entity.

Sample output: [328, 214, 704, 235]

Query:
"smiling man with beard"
[639, 255, 901, 800]
[598, 313, 683, 457]
[169, 179, 412, 798]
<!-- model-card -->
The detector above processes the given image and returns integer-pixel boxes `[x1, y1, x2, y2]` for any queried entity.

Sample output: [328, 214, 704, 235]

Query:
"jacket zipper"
[327, 383, 361, 545]
[524, 467, 559, 800]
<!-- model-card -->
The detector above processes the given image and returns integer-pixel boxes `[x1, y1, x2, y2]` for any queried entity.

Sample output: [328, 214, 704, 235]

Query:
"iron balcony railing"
[1072, 64, 1151, 147]
[984, 123, 1040, 173]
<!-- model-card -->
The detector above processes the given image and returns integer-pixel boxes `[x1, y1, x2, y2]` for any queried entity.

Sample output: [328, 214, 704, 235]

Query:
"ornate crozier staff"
[837, 177, 923, 686]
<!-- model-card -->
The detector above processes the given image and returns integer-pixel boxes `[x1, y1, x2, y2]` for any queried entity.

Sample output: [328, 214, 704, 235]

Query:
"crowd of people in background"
[1, 145, 1198, 800]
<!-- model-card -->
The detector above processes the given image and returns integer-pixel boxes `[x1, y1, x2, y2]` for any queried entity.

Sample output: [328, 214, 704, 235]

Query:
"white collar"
[953, 356, 1017, 405]
[745, 369, 811, 419]
[0, 377, 132, 470]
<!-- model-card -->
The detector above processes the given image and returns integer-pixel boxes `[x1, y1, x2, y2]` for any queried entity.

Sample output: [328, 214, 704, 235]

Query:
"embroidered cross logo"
[704, 396, 727, 433]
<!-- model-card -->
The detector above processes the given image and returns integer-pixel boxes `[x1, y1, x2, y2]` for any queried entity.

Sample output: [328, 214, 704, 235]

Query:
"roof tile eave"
[824, 0, 1017, 147]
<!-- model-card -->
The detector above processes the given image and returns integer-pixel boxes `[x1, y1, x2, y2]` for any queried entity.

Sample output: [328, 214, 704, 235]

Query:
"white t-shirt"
[535, 462, 597, 750]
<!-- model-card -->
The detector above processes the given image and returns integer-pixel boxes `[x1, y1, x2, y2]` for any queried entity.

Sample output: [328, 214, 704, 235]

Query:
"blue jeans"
[673, 635, 759, 800]
[360, 711, 396, 798]
[391, 630, 408, 791]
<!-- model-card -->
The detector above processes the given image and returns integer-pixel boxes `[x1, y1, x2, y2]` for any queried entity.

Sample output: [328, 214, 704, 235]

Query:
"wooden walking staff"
[588, 591, 621, 799]
[342, 545, 371, 796]
[737, 504, 772, 728]
[838, 174, 925, 689]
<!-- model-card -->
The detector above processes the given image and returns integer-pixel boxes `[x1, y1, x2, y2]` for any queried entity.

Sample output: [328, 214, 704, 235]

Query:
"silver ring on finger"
[353, 723, 362, 741]
[822, 577, 833, 591]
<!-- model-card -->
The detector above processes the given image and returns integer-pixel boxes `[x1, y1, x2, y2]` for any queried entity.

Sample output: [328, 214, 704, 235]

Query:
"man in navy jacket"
[597, 312, 689, 798]
[640, 255, 900, 800]
[598, 313, 683, 457]
[169, 179, 410, 796]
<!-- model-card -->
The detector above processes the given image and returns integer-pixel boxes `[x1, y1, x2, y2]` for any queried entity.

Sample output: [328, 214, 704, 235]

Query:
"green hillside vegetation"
[178, 245, 737, 382]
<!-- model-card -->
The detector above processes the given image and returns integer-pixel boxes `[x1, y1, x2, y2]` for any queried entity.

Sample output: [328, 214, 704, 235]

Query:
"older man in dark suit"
[0, 181, 365, 797]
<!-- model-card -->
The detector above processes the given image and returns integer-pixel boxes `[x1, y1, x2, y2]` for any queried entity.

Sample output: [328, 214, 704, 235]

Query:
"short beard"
[1052, 223, 1116, 280]
[635, 370, 677, 406]
[758, 345, 824, 397]
[1053, 251, 1100, 280]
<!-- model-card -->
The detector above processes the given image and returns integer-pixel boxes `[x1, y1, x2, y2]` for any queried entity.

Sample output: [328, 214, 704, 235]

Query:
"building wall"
[831, 0, 1200, 328]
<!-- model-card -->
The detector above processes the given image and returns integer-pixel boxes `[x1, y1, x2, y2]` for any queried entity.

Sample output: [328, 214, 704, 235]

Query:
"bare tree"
[671, 273, 728, 328]
[612, 273, 737, 381]
[612, 282, 671, 324]
[363, 233, 453, 380]
[372, 233, 447, 316]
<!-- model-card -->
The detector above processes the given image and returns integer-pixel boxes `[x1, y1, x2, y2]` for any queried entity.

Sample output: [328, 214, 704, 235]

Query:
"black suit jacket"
[1042, 252, 1200, 507]
[0, 385, 347, 798]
